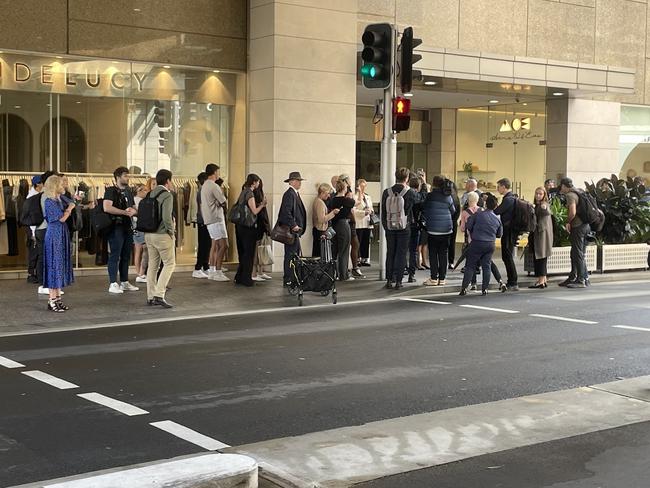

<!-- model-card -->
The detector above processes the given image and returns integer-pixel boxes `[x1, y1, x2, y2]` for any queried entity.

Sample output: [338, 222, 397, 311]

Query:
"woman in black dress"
[234, 174, 267, 287]
[330, 179, 356, 281]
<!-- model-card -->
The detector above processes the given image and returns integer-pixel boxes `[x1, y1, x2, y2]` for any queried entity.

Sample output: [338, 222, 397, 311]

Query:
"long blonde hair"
[43, 175, 63, 199]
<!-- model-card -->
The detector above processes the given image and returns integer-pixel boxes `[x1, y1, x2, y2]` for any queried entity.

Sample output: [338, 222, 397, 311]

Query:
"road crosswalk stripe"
[529, 314, 598, 325]
[613, 325, 650, 332]
[399, 298, 452, 305]
[150, 420, 230, 451]
[459, 304, 519, 314]
[22, 370, 79, 389]
[0, 355, 25, 368]
[77, 392, 149, 416]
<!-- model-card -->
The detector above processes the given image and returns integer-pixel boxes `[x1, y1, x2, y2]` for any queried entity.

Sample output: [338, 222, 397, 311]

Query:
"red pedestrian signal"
[392, 97, 411, 132]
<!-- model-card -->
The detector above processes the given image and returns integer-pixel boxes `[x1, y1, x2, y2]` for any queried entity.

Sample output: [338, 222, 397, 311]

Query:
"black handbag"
[229, 194, 257, 227]
[271, 222, 295, 245]
[369, 213, 381, 226]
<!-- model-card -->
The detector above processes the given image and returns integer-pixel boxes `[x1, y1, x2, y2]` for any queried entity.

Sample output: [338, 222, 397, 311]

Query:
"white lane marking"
[150, 420, 230, 451]
[551, 290, 650, 302]
[399, 298, 452, 305]
[77, 392, 149, 416]
[0, 355, 25, 368]
[459, 305, 519, 314]
[529, 314, 598, 325]
[613, 325, 650, 332]
[21, 370, 79, 389]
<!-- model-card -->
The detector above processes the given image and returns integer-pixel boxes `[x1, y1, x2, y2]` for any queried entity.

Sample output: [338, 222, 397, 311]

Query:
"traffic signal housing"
[393, 97, 411, 133]
[399, 27, 422, 94]
[361, 23, 393, 89]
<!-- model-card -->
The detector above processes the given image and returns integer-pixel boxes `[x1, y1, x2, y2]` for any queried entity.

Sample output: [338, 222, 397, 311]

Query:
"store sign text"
[0, 61, 147, 91]
[491, 117, 542, 141]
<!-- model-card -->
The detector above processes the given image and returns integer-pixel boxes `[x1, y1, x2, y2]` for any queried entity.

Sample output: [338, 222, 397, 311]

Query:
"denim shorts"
[133, 230, 146, 245]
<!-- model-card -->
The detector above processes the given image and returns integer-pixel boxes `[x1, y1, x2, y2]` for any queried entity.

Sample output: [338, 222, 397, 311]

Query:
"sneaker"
[352, 268, 365, 278]
[437, 279, 446, 286]
[120, 282, 140, 292]
[499, 282, 507, 293]
[152, 297, 174, 309]
[211, 271, 230, 282]
[109, 282, 124, 294]
[459, 288, 468, 296]
[507, 284, 519, 291]
[192, 270, 209, 279]
[424, 278, 439, 286]
[221, 267, 229, 273]
[567, 281, 587, 289]
[135, 275, 148, 283]
[260, 273, 273, 280]
[343, 276, 355, 281]
[384, 281, 394, 289]
[394, 282, 403, 290]
[407, 275, 416, 283]
[38, 286, 50, 295]
[482, 290, 488, 296]
[558, 278, 575, 287]
[252, 276, 266, 282]
[469, 284, 477, 291]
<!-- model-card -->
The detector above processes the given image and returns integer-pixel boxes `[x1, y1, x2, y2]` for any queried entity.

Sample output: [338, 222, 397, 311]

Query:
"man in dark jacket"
[422, 176, 456, 286]
[494, 177, 518, 290]
[381, 167, 426, 289]
[278, 171, 307, 286]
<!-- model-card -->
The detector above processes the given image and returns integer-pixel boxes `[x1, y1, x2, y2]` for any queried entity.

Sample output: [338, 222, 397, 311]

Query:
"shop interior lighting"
[424, 80, 436, 86]
[552, 92, 564, 96]
[163, 65, 171, 69]
[489, 99, 499, 104]
[14, 105, 21, 109]
[403, 92, 413, 97]
[212, 70, 220, 73]
[133, 8, 141, 12]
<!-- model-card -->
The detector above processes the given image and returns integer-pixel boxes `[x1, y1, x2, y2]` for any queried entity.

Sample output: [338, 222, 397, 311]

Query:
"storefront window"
[0, 51, 244, 272]
[619, 105, 650, 182]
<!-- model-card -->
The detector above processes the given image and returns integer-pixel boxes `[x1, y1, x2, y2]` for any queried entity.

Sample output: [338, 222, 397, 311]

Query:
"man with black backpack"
[559, 177, 591, 288]
[495, 178, 519, 290]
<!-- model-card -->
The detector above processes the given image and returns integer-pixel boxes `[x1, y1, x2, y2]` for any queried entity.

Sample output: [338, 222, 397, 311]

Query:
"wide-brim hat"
[284, 171, 305, 183]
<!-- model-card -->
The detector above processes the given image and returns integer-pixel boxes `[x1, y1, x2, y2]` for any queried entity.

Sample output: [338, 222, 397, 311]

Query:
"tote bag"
[257, 234, 274, 266]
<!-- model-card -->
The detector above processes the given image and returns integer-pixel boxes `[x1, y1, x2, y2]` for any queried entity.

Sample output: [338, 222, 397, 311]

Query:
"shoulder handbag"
[271, 222, 295, 245]
[257, 234, 274, 266]
[229, 194, 257, 227]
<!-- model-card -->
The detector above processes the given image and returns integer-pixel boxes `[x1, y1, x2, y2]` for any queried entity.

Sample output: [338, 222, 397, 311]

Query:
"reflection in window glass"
[620, 105, 650, 182]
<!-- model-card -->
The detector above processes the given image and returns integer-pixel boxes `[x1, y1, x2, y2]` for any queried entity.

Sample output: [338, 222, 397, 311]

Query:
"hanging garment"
[0, 184, 7, 255]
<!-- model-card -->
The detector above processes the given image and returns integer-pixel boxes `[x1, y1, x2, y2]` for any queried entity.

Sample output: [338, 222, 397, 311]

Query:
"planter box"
[599, 243, 650, 272]
[524, 245, 598, 275]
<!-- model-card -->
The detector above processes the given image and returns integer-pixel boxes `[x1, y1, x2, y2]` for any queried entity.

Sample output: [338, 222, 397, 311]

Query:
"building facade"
[0, 0, 648, 274]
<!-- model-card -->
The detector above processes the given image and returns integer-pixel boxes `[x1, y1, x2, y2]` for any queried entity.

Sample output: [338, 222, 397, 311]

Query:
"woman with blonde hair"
[529, 186, 553, 288]
[354, 178, 374, 267]
[312, 183, 340, 257]
[330, 179, 356, 280]
[42, 175, 75, 312]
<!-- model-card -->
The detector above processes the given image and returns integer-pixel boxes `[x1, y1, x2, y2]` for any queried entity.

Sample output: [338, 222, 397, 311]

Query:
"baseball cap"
[31, 175, 42, 186]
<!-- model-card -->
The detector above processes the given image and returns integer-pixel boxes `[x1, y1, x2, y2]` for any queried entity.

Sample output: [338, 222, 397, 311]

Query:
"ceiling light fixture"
[552, 92, 564, 96]
[163, 65, 171, 69]
[133, 8, 141, 12]
[403, 92, 413, 97]
[489, 99, 499, 104]
[424, 80, 436, 86]
[212, 69, 220, 73]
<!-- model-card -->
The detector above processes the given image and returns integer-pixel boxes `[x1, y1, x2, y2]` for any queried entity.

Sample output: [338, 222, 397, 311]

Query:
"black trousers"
[501, 226, 518, 286]
[408, 226, 420, 275]
[235, 224, 257, 286]
[428, 233, 451, 280]
[333, 220, 351, 280]
[569, 223, 590, 282]
[385, 229, 410, 284]
[534, 257, 548, 277]
[312, 227, 323, 258]
[194, 223, 211, 271]
[357, 228, 371, 260]
[27, 233, 38, 278]
[6, 217, 19, 256]
[35, 228, 46, 285]
[448, 220, 458, 264]
[462, 240, 496, 291]
[284, 238, 302, 284]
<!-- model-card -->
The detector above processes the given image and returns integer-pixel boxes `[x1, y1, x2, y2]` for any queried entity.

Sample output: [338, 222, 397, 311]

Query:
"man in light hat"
[278, 172, 307, 286]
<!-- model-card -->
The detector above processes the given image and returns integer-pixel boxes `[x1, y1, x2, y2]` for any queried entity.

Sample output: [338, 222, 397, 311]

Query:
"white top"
[354, 192, 373, 229]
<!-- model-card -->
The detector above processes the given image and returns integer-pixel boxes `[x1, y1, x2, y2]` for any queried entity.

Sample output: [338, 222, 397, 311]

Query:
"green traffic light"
[360, 63, 378, 78]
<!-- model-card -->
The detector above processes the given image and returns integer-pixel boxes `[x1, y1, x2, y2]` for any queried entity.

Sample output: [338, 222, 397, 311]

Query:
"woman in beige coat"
[529, 186, 554, 288]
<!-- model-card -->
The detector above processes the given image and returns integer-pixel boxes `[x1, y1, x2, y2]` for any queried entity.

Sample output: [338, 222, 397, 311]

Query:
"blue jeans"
[107, 225, 133, 284]
[462, 240, 495, 291]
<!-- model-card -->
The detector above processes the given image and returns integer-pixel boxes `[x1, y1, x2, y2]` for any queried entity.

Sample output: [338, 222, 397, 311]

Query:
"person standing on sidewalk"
[422, 175, 455, 287]
[201, 163, 229, 282]
[252, 178, 273, 282]
[354, 179, 374, 267]
[278, 172, 307, 286]
[312, 183, 340, 258]
[460, 194, 503, 296]
[494, 177, 519, 290]
[132, 183, 148, 284]
[234, 174, 267, 287]
[103, 166, 139, 295]
[407, 176, 424, 283]
[25, 175, 43, 284]
[330, 179, 356, 281]
[381, 167, 426, 290]
[558, 178, 590, 288]
[447, 179, 461, 270]
[529, 186, 554, 289]
[192, 171, 211, 279]
[145, 170, 176, 308]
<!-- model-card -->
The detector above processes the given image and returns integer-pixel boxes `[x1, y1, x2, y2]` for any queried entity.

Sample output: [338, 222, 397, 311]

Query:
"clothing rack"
[0, 171, 199, 189]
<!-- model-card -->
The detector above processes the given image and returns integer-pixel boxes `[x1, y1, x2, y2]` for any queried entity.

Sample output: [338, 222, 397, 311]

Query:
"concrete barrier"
[10, 453, 258, 488]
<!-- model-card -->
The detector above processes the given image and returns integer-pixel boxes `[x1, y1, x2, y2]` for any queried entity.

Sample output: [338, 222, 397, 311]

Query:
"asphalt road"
[2, 280, 650, 487]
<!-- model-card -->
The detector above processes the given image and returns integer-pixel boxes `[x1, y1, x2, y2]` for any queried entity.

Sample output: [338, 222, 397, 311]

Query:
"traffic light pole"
[379, 26, 398, 282]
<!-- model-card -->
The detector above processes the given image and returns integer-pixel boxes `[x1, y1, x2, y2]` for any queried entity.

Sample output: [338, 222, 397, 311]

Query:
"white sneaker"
[38, 286, 49, 295]
[120, 282, 140, 292]
[221, 267, 229, 273]
[135, 275, 147, 283]
[260, 273, 272, 280]
[192, 270, 210, 279]
[211, 270, 230, 282]
[252, 276, 265, 282]
[343, 276, 355, 282]
[109, 282, 124, 294]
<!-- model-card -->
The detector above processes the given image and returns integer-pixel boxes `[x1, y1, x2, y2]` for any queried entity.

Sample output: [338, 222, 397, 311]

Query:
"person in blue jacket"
[421, 176, 455, 286]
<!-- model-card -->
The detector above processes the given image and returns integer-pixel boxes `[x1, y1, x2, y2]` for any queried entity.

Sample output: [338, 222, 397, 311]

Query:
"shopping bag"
[257, 235, 274, 266]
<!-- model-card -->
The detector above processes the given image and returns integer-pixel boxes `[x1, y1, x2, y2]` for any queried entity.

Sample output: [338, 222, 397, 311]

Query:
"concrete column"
[248, 0, 358, 268]
[546, 98, 620, 186]
[428, 108, 456, 179]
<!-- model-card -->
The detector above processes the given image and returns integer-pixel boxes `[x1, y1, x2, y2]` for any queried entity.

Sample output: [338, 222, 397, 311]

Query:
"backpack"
[92, 199, 114, 234]
[511, 197, 536, 234]
[385, 186, 409, 230]
[573, 189, 605, 232]
[20, 193, 44, 227]
[136, 191, 164, 233]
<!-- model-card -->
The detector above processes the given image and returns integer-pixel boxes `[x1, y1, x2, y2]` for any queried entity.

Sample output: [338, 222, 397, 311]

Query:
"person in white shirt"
[200, 163, 229, 282]
[354, 178, 374, 267]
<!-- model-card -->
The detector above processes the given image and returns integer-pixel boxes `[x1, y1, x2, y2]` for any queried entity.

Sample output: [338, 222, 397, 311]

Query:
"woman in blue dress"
[42, 175, 75, 312]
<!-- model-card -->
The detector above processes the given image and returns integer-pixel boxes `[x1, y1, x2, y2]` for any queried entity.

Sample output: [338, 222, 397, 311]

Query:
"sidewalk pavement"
[1, 261, 648, 337]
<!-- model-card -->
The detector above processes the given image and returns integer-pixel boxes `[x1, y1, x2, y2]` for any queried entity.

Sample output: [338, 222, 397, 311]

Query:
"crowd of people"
[25, 162, 598, 312]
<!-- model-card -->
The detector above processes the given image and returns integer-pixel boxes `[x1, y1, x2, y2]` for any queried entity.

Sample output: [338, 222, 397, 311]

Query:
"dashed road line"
[77, 392, 149, 416]
[529, 314, 598, 325]
[21, 370, 79, 390]
[150, 420, 230, 451]
[459, 304, 519, 314]
[399, 298, 452, 305]
[612, 325, 650, 332]
[0, 355, 25, 368]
